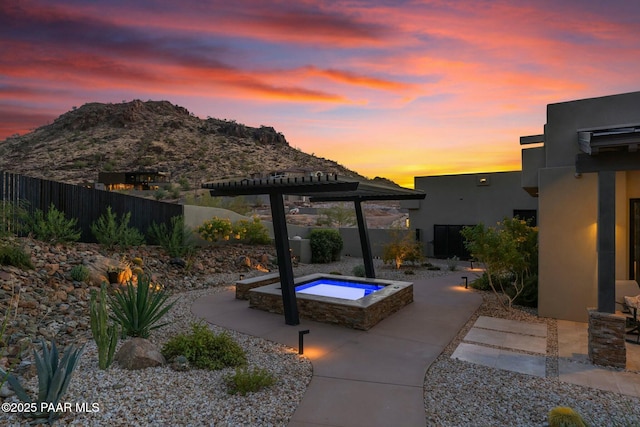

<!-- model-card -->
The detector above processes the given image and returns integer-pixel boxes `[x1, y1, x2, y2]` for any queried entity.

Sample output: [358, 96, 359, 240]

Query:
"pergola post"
[354, 199, 375, 278]
[269, 193, 299, 325]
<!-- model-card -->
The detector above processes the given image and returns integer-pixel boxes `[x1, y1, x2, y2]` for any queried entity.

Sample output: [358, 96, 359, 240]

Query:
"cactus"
[90, 283, 119, 369]
[2, 339, 83, 424]
[548, 406, 587, 427]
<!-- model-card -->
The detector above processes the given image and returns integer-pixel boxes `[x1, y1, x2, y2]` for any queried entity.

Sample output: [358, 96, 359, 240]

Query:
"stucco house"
[406, 171, 537, 259]
[521, 91, 640, 367]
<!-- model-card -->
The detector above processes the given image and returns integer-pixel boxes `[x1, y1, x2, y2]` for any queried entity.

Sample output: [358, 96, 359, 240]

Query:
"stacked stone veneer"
[587, 308, 626, 368]
[248, 277, 413, 330]
[235, 273, 281, 300]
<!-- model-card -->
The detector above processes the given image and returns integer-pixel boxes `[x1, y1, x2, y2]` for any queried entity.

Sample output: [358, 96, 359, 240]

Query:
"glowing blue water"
[296, 279, 385, 300]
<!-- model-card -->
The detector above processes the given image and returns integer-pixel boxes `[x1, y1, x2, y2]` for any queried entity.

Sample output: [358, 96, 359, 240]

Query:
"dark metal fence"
[0, 171, 183, 242]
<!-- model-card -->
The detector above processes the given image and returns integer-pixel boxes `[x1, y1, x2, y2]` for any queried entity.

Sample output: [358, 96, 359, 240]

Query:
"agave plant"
[2, 339, 84, 425]
[108, 274, 176, 338]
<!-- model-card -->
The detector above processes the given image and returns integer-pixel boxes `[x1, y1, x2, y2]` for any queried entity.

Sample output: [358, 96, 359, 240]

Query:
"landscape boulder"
[115, 338, 165, 370]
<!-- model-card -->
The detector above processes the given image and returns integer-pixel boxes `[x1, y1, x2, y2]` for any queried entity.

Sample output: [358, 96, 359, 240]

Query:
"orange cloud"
[1, 0, 639, 184]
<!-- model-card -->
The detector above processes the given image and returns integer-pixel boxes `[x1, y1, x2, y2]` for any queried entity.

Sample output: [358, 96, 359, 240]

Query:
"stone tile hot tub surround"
[247, 273, 413, 330]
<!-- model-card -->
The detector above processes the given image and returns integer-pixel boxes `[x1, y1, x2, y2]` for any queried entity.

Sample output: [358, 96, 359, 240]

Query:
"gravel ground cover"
[3, 254, 640, 426]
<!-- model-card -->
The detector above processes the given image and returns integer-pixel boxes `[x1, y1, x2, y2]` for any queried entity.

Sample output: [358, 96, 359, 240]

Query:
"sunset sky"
[2, 0, 639, 188]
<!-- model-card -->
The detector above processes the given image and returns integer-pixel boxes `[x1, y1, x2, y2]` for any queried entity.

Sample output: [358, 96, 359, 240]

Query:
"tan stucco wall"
[538, 167, 597, 321]
[532, 92, 640, 322]
[538, 168, 636, 322]
[410, 171, 537, 257]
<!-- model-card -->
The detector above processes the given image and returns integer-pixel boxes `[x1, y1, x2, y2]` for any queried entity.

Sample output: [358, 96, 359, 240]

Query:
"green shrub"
[224, 366, 276, 395]
[470, 272, 493, 291]
[91, 206, 145, 248]
[462, 217, 538, 311]
[162, 322, 246, 370]
[548, 406, 586, 427]
[233, 217, 271, 244]
[509, 274, 538, 308]
[446, 256, 459, 271]
[197, 216, 271, 245]
[148, 215, 196, 257]
[1, 339, 83, 425]
[70, 264, 91, 282]
[168, 184, 181, 199]
[90, 283, 119, 369]
[178, 177, 191, 191]
[0, 200, 28, 237]
[309, 229, 343, 263]
[0, 242, 33, 269]
[352, 265, 365, 277]
[382, 228, 423, 269]
[198, 217, 233, 242]
[26, 203, 81, 243]
[470, 272, 538, 308]
[108, 275, 175, 338]
[154, 188, 168, 200]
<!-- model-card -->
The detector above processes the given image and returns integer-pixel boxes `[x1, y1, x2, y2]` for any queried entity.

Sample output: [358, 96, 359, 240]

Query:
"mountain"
[0, 100, 366, 187]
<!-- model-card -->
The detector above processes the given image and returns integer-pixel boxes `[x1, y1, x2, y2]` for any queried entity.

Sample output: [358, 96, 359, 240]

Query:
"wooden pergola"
[202, 174, 426, 326]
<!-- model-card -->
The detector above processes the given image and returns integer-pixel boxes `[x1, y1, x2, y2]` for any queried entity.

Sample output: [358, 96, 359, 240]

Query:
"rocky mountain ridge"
[0, 100, 370, 187]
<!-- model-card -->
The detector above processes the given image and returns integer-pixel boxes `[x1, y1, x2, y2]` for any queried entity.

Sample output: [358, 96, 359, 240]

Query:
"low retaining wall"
[235, 273, 281, 300]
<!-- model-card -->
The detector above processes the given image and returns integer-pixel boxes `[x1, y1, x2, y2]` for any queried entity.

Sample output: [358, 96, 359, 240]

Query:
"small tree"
[317, 204, 356, 227]
[461, 217, 538, 310]
[382, 228, 423, 269]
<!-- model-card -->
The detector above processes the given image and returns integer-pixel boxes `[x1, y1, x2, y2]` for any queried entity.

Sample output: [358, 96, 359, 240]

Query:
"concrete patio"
[451, 315, 640, 397]
[191, 270, 640, 425]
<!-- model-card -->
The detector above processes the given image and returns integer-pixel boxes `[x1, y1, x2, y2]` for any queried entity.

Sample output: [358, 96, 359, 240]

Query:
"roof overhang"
[576, 124, 640, 173]
[578, 124, 640, 155]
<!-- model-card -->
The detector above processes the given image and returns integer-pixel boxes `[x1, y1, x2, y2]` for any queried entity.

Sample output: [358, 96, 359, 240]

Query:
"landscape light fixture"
[461, 276, 468, 289]
[239, 274, 245, 280]
[298, 329, 310, 355]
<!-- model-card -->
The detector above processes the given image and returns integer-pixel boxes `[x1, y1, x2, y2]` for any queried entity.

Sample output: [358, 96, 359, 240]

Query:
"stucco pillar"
[597, 171, 616, 313]
[588, 171, 624, 367]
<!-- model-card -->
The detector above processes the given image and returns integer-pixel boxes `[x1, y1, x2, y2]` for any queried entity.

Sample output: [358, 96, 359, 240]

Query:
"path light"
[239, 274, 245, 280]
[298, 329, 310, 355]
[461, 276, 468, 289]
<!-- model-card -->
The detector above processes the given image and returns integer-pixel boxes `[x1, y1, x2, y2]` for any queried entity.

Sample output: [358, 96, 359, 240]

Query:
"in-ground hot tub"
[248, 273, 413, 330]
